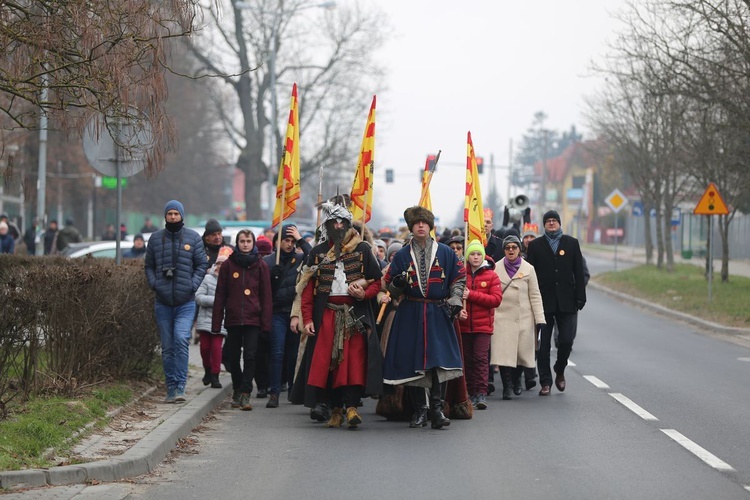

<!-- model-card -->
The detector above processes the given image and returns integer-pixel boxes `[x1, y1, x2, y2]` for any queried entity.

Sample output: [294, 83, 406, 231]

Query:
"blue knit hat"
[164, 200, 184, 219]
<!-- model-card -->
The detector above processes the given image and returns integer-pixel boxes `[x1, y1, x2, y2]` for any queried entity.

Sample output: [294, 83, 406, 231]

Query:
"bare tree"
[0, 0, 200, 174]
[187, 0, 388, 220]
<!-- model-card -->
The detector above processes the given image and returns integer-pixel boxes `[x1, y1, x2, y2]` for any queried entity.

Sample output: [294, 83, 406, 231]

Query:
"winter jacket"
[263, 239, 311, 314]
[144, 227, 208, 306]
[195, 272, 226, 335]
[212, 252, 272, 333]
[458, 258, 502, 334]
[0, 233, 15, 254]
[56, 225, 82, 252]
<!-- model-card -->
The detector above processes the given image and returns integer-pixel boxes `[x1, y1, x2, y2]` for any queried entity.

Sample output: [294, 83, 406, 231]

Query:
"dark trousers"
[330, 385, 364, 408]
[538, 312, 577, 387]
[225, 325, 261, 393]
[254, 333, 270, 393]
[462, 333, 491, 396]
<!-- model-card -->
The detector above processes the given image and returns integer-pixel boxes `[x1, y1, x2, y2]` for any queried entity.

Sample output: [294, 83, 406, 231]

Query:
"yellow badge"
[244, 289, 251, 296]
[291, 258, 296, 264]
[517, 272, 524, 279]
[233, 272, 240, 279]
[559, 250, 565, 256]
[481, 281, 487, 288]
[184, 244, 191, 251]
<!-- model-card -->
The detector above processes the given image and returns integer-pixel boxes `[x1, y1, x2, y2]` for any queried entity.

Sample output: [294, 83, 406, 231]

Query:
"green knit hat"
[466, 239, 486, 259]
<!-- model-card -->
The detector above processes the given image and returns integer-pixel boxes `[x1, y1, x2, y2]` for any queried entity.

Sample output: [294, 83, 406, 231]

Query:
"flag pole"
[275, 177, 287, 265]
[418, 150, 441, 206]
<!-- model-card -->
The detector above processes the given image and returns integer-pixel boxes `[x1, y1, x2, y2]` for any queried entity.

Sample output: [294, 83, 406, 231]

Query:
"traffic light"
[385, 169, 394, 183]
[426, 154, 437, 172]
[476, 156, 484, 174]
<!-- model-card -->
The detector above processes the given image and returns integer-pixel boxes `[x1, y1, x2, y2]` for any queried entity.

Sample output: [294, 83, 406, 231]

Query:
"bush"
[0, 255, 158, 418]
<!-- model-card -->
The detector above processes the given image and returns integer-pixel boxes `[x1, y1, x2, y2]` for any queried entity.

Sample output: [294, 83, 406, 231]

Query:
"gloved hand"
[577, 300, 586, 311]
[450, 305, 462, 321]
[536, 323, 545, 333]
[270, 265, 284, 280]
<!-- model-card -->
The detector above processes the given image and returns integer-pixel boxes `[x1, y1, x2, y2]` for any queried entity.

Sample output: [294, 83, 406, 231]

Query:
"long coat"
[525, 234, 586, 314]
[491, 258, 545, 368]
[383, 241, 466, 386]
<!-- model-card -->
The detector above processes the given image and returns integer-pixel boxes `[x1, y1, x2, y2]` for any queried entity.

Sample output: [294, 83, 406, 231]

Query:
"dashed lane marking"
[583, 375, 609, 389]
[738, 357, 750, 362]
[661, 429, 735, 472]
[609, 393, 659, 421]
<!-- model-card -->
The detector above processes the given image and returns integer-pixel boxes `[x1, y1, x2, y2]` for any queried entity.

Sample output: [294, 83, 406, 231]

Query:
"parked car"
[63, 241, 135, 259]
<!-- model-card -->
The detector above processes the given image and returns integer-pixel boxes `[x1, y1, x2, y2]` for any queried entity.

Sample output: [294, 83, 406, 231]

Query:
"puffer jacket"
[212, 252, 272, 333]
[195, 271, 226, 335]
[262, 240, 311, 314]
[145, 228, 208, 306]
[458, 257, 503, 334]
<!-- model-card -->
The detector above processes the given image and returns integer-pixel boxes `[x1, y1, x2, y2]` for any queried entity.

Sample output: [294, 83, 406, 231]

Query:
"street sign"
[632, 201, 644, 217]
[670, 208, 681, 226]
[694, 182, 729, 215]
[605, 188, 628, 213]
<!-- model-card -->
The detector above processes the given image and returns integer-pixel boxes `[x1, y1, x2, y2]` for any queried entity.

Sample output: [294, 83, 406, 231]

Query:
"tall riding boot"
[500, 366, 513, 400]
[430, 371, 450, 429]
[408, 387, 429, 428]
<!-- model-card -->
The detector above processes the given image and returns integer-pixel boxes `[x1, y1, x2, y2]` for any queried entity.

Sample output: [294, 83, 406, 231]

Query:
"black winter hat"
[204, 218, 222, 234]
[543, 210, 561, 224]
[281, 224, 297, 240]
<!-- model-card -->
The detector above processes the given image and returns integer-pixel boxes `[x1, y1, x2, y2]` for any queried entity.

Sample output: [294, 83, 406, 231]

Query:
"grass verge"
[0, 384, 135, 471]
[595, 263, 750, 328]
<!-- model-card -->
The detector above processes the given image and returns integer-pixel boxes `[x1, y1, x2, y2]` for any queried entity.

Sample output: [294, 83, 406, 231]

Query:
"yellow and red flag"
[349, 96, 376, 223]
[419, 156, 433, 212]
[465, 131, 486, 245]
[272, 83, 301, 228]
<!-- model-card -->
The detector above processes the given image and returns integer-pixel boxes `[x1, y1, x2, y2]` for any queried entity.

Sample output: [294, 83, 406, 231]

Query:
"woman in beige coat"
[491, 235, 545, 400]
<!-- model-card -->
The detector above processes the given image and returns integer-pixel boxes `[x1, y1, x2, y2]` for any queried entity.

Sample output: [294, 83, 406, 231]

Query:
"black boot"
[512, 367, 523, 396]
[410, 405, 429, 428]
[500, 367, 513, 400]
[430, 371, 450, 429]
[210, 374, 222, 389]
[408, 387, 429, 428]
[202, 368, 211, 386]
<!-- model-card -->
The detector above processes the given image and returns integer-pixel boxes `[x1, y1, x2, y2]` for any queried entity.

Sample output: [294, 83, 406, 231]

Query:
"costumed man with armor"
[290, 199, 383, 429]
[382, 206, 467, 429]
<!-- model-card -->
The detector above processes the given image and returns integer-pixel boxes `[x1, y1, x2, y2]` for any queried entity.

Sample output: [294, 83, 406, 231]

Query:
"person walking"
[23, 218, 39, 256]
[525, 210, 586, 396]
[382, 206, 466, 429]
[56, 218, 82, 253]
[492, 235, 545, 399]
[0, 221, 15, 254]
[43, 220, 58, 255]
[145, 200, 208, 403]
[262, 224, 312, 408]
[195, 248, 233, 389]
[212, 229, 272, 411]
[202, 218, 229, 267]
[291, 200, 383, 429]
[457, 240, 502, 410]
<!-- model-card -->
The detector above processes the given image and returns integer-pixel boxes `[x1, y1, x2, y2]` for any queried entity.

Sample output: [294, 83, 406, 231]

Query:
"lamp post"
[235, 0, 335, 220]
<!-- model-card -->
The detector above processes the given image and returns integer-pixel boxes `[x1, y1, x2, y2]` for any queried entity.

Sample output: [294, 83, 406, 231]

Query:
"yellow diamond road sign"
[605, 188, 628, 213]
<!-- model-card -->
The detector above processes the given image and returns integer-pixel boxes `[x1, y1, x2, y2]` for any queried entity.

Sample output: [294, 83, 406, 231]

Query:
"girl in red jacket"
[458, 239, 502, 409]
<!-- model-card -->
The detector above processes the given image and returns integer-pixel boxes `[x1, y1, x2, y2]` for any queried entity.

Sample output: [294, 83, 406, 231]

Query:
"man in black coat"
[525, 210, 586, 396]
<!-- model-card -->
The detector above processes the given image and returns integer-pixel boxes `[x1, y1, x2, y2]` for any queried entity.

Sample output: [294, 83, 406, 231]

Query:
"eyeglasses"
[504, 245, 519, 251]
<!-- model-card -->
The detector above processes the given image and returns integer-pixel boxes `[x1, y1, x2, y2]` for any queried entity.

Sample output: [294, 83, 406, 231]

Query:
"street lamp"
[235, 0, 336, 220]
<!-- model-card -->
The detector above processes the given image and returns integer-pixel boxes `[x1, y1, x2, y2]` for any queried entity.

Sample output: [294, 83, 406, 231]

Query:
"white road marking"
[583, 375, 610, 389]
[567, 360, 577, 367]
[661, 429, 735, 472]
[609, 393, 659, 420]
[744, 485, 750, 493]
[738, 357, 750, 363]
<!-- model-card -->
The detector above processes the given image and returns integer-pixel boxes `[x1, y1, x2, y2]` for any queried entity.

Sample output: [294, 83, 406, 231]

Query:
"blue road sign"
[632, 201, 644, 217]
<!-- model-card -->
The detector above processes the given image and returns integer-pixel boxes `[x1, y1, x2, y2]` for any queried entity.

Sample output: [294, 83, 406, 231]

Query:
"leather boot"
[410, 405, 429, 428]
[202, 368, 211, 386]
[512, 367, 523, 396]
[430, 371, 450, 429]
[326, 407, 344, 428]
[500, 367, 513, 400]
[210, 374, 222, 389]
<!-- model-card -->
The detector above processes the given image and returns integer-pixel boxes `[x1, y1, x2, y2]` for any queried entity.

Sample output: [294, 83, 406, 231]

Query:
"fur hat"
[403, 206, 435, 230]
[204, 218, 222, 234]
[521, 222, 539, 239]
[466, 239, 486, 259]
[164, 200, 185, 219]
[543, 210, 561, 225]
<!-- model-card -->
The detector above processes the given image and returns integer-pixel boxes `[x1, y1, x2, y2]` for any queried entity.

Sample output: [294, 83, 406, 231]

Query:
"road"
[126, 255, 750, 500]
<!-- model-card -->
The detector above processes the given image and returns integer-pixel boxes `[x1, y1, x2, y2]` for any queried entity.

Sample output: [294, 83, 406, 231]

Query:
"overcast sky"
[352, 0, 628, 228]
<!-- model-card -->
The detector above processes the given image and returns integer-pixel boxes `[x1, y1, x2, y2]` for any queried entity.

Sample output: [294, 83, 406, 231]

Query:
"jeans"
[154, 301, 195, 392]
[269, 313, 290, 396]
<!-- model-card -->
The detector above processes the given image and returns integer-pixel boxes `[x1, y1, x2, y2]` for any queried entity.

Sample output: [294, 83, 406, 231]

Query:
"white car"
[63, 241, 135, 259]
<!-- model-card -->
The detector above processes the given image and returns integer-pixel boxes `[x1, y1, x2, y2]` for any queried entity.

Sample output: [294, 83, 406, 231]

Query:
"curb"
[589, 281, 750, 337]
[0, 384, 231, 490]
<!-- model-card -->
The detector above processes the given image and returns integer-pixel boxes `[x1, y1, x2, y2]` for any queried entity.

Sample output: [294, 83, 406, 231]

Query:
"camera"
[162, 267, 176, 279]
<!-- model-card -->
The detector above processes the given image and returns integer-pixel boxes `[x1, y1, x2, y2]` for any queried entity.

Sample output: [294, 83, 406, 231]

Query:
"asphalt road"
[125, 255, 750, 500]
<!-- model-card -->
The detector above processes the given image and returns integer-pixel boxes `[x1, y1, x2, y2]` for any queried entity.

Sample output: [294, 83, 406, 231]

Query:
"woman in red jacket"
[458, 240, 502, 410]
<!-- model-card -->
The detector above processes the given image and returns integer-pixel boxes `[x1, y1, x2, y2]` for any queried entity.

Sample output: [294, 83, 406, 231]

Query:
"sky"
[350, 0, 628, 228]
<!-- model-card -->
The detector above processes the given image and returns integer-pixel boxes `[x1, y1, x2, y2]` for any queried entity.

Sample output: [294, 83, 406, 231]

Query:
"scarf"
[165, 220, 184, 233]
[412, 237, 433, 297]
[231, 247, 259, 268]
[544, 228, 563, 254]
[504, 256, 522, 278]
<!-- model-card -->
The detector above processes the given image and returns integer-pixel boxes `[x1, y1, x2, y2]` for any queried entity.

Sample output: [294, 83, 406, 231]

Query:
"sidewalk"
[0, 343, 231, 494]
[582, 244, 750, 279]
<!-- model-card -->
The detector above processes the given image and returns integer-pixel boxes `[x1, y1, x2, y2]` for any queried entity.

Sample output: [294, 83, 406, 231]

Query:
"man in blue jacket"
[145, 200, 208, 403]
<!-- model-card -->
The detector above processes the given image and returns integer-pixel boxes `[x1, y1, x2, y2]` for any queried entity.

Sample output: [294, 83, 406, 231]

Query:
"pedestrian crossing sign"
[694, 182, 729, 215]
